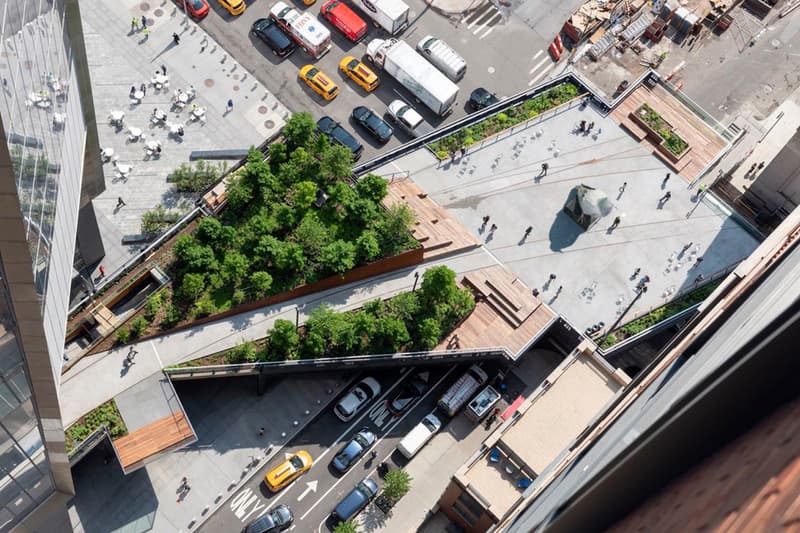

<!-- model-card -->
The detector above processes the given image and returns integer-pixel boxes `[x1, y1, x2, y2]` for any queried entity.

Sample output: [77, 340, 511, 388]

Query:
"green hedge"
[428, 83, 580, 155]
[65, 400, 127, 453]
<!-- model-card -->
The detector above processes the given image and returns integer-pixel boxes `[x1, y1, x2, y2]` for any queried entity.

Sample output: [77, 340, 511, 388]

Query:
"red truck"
[321, 0, 367, 42]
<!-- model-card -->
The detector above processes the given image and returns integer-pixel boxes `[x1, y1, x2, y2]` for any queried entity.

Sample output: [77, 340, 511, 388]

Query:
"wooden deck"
[383, 177, 481, 259]
[113, 412, 195, 472]
[439, 266, 557, 358]
[611, 84, 727, 182]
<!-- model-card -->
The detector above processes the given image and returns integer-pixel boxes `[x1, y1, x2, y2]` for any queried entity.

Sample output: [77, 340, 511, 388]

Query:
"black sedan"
[317, 116, 363, 160]
[388, 374, 429, 415]
[351, 106, 393, 144]
[251, 18, 296, 58]
[468, 88, 499, 111]
[242, 504, 293, 533]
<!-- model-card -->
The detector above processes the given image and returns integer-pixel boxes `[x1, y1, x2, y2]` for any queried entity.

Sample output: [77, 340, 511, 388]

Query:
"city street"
[198, 362, 499, 532]
[196, 0, 570, 158]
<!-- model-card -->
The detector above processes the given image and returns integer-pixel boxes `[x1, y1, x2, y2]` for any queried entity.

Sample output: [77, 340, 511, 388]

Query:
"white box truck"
[438, 365, 488, 417]
[366, 38, 458, 116]
[351, 0, 409, 35]
[270, 2, 332, 59]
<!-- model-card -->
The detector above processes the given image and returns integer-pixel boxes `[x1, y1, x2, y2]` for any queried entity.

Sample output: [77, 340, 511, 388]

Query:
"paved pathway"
[82, 0, 288, 279]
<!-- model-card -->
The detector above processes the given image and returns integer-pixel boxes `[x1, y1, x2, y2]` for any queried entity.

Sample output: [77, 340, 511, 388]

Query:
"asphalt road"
[195, 0, 565, 159]
[198, 362, 493, 532]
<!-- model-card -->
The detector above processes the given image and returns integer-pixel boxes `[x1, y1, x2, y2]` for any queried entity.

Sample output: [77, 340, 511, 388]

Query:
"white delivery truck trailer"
[351, 0, 409, 35]
[438, 365, 489, 417]
[366, 38, 458, 116]
[270, 1, 332, 59]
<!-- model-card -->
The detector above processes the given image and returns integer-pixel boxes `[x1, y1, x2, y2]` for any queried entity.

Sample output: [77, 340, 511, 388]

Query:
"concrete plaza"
[373, 99, 761, 331]
[81, 0, 288, 278]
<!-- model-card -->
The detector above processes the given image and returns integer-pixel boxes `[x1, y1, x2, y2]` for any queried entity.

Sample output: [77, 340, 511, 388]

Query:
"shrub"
[268, 319, 300, 360]
[193, 294, 217, 318]
[383, 468, 412, 503]
[144, 292, 163, 322]
[65, 400, 127, 453]
[417, 318, 441, 350]
[161, 304, 182, 329]
[225, 340, 257, 364]
[130, 317, 148, 339]
[116, 327, 130, 345]
[141, 205, 182, 236]
[333, 521, 358, 533]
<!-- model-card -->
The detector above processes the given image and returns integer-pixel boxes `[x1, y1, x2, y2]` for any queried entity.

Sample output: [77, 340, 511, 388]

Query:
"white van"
[397, 414, 441, 459]
[416, 35, 467, 82]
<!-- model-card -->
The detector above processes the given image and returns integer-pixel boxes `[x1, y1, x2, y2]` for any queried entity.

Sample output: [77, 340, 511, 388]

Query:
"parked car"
[388, 373, 429, 415]
[242, 504, 293, 533]
[339, 56, 380, 92]
[173, 0, 209, 19]
[251, 18, 296, 58]
[299, 65, 340, 101]
[218, 0, 246, 15]
[352, 106, 393, 144]
[264, 451, 313, 492]
[332, 428, 376, 473]
[386, 99, 434, 138]
[335, 377, 381, 421]
[317, 116, 363, 160]
[468, 87, 499, 111]
[397, 413, 441, 459]
[321, 0, 367, 42]
[332, 477, 379, 524]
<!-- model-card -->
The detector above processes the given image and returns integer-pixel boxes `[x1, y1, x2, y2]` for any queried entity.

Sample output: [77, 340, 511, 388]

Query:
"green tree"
[376, 204, 416, 256]
[221, 251, 250, 285]
[294, 213, 332, 259]
[181, 272, 206, 302]
[274, 241, 306, 273]
[355, 230, 381, 263]
[292, 180, 318, 211]
[321, 240, 357, 275]
[333, 520, 358, 533]
[301, 331, 326, 359]
[268, 319, 300, 360]
[319, 144, 354, 182]
[355, 174, 388, 204]
[383, 468, 412, 503]
[352, 311, 377, 353]
[387, 291, 420, 323]
[326, 182, 358, 221]
[226, 175, 254, 212]
[374, 315, 410, 352]
[417, 318, 441, 350]
[282, 112, 317, 150]
[419, 266, 458, 308]
[178, 244, 218, 274]
[248, 271, 273, 299]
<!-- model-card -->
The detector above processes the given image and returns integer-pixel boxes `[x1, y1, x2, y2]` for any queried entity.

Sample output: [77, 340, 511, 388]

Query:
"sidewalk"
[82, 0, 289, 279]
[60, 248, 498, 426]
[68, 372, 348, 533]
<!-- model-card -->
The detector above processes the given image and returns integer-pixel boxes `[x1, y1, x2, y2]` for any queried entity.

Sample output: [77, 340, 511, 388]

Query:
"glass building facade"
[0, 0, 102, 529]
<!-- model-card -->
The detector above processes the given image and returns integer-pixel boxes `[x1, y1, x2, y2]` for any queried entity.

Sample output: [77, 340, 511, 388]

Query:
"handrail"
[164, 347, 509, 378]
[68, 425, 110, 466]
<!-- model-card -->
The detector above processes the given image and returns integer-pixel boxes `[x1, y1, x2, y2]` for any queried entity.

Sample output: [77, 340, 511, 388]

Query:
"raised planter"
[630, 103, 691, 163]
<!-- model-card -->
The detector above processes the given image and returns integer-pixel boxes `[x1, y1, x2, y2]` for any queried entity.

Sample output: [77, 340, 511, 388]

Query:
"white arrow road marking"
[297, 480, 319, 502]
[299, 366, 459, 521]
[417, 371, 430, 383]
[368, 400, 393, 428]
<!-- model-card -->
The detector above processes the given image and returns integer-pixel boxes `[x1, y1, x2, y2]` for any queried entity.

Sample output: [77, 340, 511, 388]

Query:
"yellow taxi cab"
[264, 450, 313, 492]
[339, 56, 380, 92]
[218, 0, 246, 15]
[299, 65, 339, 101]
[303, 0, 316, 5]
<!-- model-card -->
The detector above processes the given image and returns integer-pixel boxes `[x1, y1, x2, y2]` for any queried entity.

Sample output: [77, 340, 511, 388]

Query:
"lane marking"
[528, 55, 550, 75]
[477, 12, 503, 39]
[297, 480, 319, 502]
[532, 50, 544, 61]
[473, 10, 501, 35]
[299, 366, 459, 521]
[468, 6, 498, 30]
[529, 62, 556, 86]
[465, 4, 495, 28]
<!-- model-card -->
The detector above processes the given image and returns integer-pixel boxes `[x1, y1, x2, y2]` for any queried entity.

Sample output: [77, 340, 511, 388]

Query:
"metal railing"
[164, 347, 509, 380]
[68, 426, 110, 466]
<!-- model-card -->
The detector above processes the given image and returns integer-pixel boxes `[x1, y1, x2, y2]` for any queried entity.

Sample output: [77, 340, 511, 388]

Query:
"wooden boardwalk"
[611, 84, 727, 182]
[114, 412, 195, 472]
[384, 177, 481, 259]
[439, 266, 558, 358]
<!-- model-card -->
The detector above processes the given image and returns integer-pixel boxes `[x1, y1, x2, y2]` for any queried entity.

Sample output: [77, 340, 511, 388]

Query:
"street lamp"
[412, 272, 420, 292]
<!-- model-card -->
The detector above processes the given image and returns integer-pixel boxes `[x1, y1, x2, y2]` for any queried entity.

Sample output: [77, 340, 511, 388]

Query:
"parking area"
[371, 98, 761, 331]
[197, 0, 568, 159]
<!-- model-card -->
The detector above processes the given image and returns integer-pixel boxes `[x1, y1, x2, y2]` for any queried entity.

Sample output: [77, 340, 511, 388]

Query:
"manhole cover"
[233, 85, 240, 92]
[204, 78, 214, 87]
[265, 120, 275, 129]
[772, 39, 781, 48]
[153, 8, 163, 17]
[258, 106, 267, 114]
[140, 2, 150, 10]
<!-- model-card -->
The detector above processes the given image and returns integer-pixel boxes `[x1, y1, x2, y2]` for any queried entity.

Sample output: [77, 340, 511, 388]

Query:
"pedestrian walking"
[611, 216, 621, 228]
[541, 162, 549, 176]
[757, 161, 765, 169]
[482, 215, 490, 226]
[172, 32, 180, 45]
[129, 85, 136, 98]
[681, 242, 693, 253]
[695, 274, 705, 283]
[128, 346, 138, 357]
[662, 173, 670, 187]
[141, 16, 147, 30]
[532, 288, 540, 297]
[694, 256, 704, 267]
[579, 120, 586, 133]
[632, 267, 641, 278]
[140, 83, 146, 96]
[142, 27, 150, 40]
[524, 226, 532, 237]
[489, 224, 497, 232]
[258, 427, 265, 437]
[449, 149, 455, 162]
[619, 181, 627, 194]
[226, 98, 234, 112]
[460, 146, 466, 158]
[116, 197, 126, 208]
[99, 265, 106, 278]
[659, 191, 672, 203]
[588, 121, 595, 131]
[131, 17, 139, 32]
[160, 64, 167, 75]
[549, 273, 557, 281]
[556, 285, 563, 295]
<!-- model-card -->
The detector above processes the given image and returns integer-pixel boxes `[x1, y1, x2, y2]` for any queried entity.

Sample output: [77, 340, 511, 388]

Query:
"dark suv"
[317, 116, 363, 160]
[251, 18, 296, 58]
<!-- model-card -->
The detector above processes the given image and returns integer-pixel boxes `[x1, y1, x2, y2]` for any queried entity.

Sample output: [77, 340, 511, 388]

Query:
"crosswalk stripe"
[467, 5, 498, 30]
[528, 54, 549, 75]
[529, 62, 555, 86]
[532, 50, 543, 61]
[476, 12, 503, 37]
